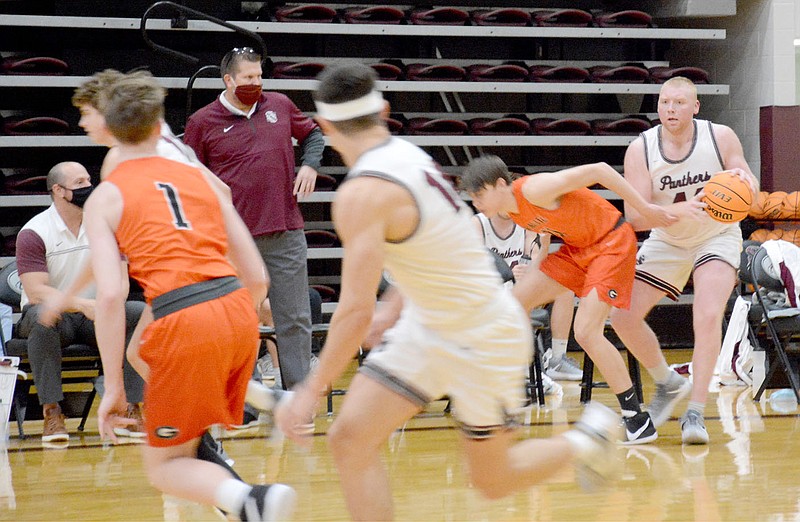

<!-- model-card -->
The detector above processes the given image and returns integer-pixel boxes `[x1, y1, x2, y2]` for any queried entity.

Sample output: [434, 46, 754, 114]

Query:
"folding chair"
[747, 245, 800, 401]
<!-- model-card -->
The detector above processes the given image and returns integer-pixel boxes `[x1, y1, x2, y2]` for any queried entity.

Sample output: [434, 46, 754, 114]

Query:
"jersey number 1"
[156, 182, 192, 230]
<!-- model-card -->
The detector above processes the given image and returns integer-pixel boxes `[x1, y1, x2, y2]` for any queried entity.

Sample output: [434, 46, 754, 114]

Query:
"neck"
[339, 126, 392, 167]
[55, 202, 83, 235]
[115, 136, 160, 161]
[662, 119, 695, 143]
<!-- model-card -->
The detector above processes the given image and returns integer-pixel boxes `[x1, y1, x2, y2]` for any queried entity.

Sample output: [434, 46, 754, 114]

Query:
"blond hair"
[103, 74, 166, 144]
[72, 69, 125, 110]
[660, 76, 697, 100]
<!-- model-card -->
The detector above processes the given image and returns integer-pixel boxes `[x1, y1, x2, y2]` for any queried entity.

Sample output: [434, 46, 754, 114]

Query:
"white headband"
[315, 90, 384, 121]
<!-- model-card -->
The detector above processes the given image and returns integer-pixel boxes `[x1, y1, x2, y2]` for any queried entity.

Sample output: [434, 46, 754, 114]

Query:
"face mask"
[234, 83, 262, 106]
[68, 185, 94, 208]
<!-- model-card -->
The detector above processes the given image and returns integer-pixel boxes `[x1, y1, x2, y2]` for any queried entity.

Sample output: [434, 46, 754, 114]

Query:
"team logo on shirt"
[265, 111, 278, 123]
[155, 426, 180, 439]
[608, 289, 618, 299]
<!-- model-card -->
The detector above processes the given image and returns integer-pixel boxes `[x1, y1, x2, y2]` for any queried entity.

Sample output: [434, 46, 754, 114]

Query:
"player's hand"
[97, 389, 134, 445]
[293, 166, 318, 200]
[511, 263, 529, 281]
[724, 168, 758, 195]
[274, 384, 318, 448]
[641, 204, 679, 228]
[363, 311, 394, 349]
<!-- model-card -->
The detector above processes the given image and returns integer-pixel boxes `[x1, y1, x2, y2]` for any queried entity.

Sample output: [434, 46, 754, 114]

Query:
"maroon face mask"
[234, 83, 262, 106]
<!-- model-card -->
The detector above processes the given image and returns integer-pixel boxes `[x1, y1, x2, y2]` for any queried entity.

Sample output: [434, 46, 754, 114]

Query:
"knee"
[327, 419, 373, 463]
[572, 323, 602, 348]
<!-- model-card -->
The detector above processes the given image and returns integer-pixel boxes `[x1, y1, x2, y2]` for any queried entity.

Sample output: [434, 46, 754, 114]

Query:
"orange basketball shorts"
[539, 222, 637, 309]
[139, 287, 259, 447]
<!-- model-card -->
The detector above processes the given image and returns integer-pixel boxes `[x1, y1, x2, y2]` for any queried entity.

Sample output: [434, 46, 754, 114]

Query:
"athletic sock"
[616, 387, 641, 418]
[687, 401, 705, 416]
[551, 339, 569, 360]
[214, 479, 252, 516]
[647, 361, 673, 384]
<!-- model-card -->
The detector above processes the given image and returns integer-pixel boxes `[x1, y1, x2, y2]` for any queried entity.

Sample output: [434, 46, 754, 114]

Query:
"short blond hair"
[103, 74, 166, 144]
[660, 76, 697, 100]
[72, 69, 125, 110]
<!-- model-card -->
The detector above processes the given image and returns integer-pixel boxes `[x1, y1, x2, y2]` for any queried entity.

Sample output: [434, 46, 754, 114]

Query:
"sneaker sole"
[41, 433, 69, 442]
[619, 431, 658, 446]
[649, 379, 692, 427]
[113, 428, 147, 438]
[546, 369, 583, 381]
[682, 430, 709, 445]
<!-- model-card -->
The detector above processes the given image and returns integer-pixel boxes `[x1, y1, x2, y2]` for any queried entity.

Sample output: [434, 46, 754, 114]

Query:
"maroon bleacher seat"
[529, 65, 590, 83]
[310, 284, 338, 303]
[314, 173, 337, 192]
[274, 5, 337, 23]
[593, 10, 653, 28]
[471, 8, 531, 27]
[467, 64, 529, 82]
[405, 63, 465, 82]
[410, 7, 469, 26]
[531, 9, 592, 27]
[589, 65, 650, 83]
[469, 117, 530, 135]
[531, 118, 591, 136]
[406, 118, 468, 135]
[305, 230, 340, 248]
[272, 61, 326, 79]
[649, 66, 710, 84]
[2, 116, 69, 136]
[385, 114, 406, 134]
[2, 174, 49, 195]
[344, 6, 405, 24]
[591, 117, 652, 135]
[0, 56, 68, 75]
[370, 62, 404, 81]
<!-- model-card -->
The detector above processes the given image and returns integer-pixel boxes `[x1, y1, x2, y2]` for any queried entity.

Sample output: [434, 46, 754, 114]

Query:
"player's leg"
[327, 372, 421, 521]
[610, 280, 665, 368]
[546, 290, 582, 380]
[682, 259, 737, 444]
[512, 267, 573, 312]
[460, 403, 621, 498]
[577, 290, 656, 444]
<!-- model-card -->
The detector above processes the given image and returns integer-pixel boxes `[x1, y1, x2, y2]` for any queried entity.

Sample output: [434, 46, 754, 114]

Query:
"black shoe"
[239, 484, 297, 522]
[621, 411, 658, 445]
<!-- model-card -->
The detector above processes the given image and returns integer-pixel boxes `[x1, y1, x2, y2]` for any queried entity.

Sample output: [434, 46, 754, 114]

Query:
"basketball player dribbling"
[462, 155, 677, 445]
[275, 63, 622, 520]
[82, 74, 296, 521]
[610, 76, 759, 445]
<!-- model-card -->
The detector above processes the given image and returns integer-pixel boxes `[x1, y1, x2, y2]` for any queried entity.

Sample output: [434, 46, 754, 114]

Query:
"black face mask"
[68, 185, 94, 208]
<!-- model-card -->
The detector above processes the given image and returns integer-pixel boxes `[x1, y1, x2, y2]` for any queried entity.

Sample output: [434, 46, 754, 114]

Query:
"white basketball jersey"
[475, 213, 527, 267]
[349, 138, 516, 333]
[641, 119, 737, 246]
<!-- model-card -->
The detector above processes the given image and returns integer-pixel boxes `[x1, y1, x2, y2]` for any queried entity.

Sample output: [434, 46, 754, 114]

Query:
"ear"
[223, 73, 234, 89]
[380, 100, 391, 119]
[693, 99, 700, 115]
[314, 116, 335, 136]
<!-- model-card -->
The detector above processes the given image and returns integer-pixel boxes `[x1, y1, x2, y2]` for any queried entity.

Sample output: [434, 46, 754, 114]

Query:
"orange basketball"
[780, 191, 800, 219]
[782, 228, 800, 246]
[749, 191, 770, 218]
[762, 191, 787, 220]
[749, 228, 771, 242]
[766, 228, 784, 241]
[702, 171, 753, 223]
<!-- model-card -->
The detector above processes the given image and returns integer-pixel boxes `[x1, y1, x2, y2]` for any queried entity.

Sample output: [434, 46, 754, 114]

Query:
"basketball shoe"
[681, 410, 709, 445]
[113, 403, 146, 438]
[565, 402, 621, 491]
[546, 353, 583, 381]
[621, 411, 657, 445]
[239, 484, 297, 522]
[647, 371, 692, 427]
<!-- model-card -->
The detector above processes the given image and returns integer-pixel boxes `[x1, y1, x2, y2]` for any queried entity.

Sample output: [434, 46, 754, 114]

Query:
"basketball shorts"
[539, 222, 637, 309]
[360, 294, 531, 439]
[635, 226, 742, 300]
[140, 288, 258, 447]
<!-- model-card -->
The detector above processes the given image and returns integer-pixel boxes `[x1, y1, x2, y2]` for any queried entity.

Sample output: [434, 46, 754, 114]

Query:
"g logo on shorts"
[608, 289, 618, 299]
[155, 426, 180, 439]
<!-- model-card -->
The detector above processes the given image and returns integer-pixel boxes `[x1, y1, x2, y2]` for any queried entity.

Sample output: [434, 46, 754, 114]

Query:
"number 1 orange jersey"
[105, 157, 237, 302]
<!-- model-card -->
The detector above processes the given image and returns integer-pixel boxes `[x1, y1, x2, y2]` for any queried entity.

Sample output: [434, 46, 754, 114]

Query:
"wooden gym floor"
[1, 349, 799, 521]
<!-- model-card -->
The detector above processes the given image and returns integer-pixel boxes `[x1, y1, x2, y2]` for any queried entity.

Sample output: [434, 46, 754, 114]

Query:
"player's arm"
[472, 214, 486, 240]
[99, 146, 122, 180]
[522, 162, 677, 229]
[621, 137, 656, 230]
[197, 167, 268, 306]
[82, 182, 128, 438]
[529, 231, 548, 268]
[712, 123, 759, 194]
[363, 283, 403, 349]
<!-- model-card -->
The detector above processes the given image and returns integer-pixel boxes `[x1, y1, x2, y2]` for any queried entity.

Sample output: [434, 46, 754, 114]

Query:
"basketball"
[762, 191, 787, 220]
[702, 171, 753, 223]
[749, 228, 771, 242]
[749, 191, 770, 219]
[782, 228, 800, 246]
[780, 191, 800, 219]
[766, 228, 784, 241]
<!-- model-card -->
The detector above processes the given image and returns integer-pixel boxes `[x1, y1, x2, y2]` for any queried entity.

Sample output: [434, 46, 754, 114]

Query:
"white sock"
[214, 479, 252, 515]
[551, 339, 568, 360]
[647, 362, 672, 384]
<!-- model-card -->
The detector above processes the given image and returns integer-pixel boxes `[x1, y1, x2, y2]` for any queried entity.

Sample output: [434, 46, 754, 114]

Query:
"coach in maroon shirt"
[184, 47, 324, 395]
